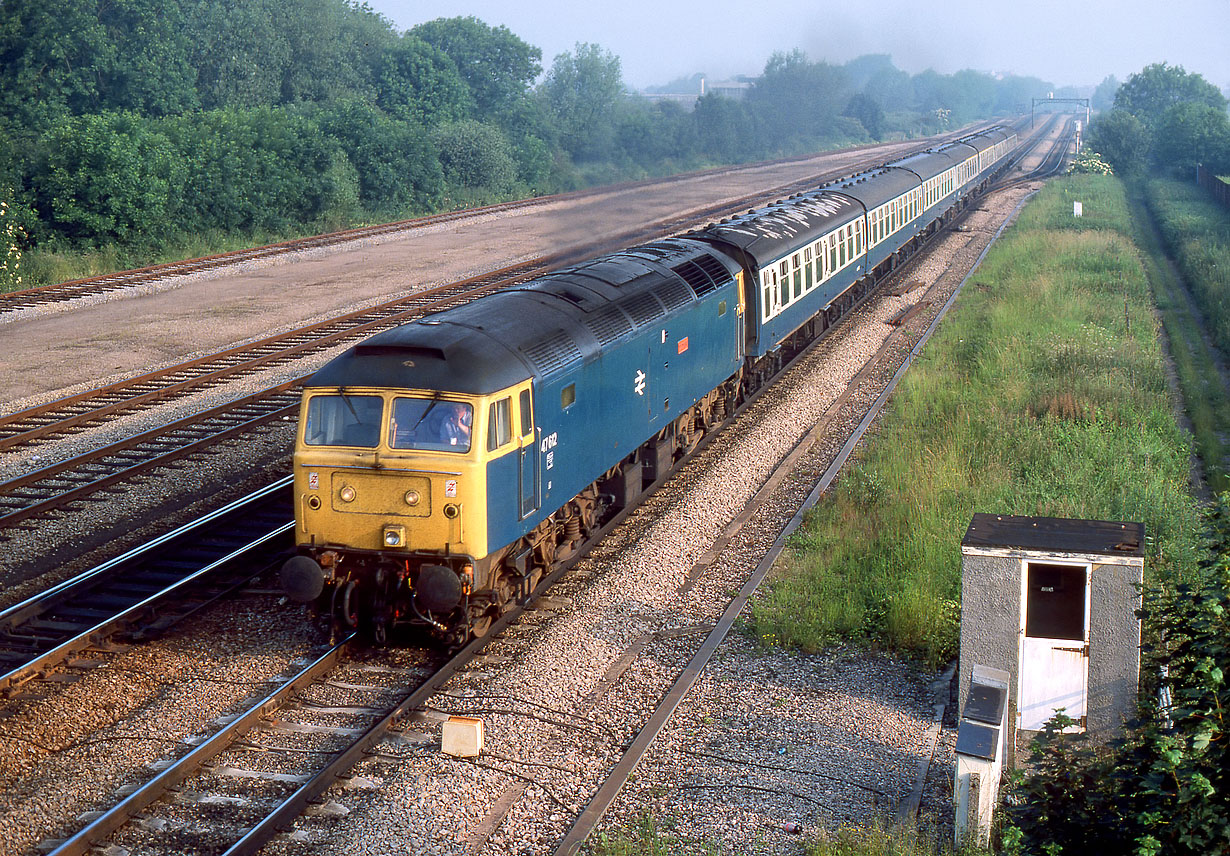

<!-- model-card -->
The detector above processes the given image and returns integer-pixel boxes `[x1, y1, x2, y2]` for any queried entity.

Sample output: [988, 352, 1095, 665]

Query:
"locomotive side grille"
[584, 304, 634, 345]
[521, 330, 582, 376]
[619, 291, 665, 327]
[693, 254, 735, 288]
[654, 278, 692, 311]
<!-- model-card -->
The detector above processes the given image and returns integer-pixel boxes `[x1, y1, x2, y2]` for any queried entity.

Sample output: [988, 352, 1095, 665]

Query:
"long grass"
[1137, 179, 1230, 491]
[749, 175, 1206, 669]
[1145, 179, 1230, 357]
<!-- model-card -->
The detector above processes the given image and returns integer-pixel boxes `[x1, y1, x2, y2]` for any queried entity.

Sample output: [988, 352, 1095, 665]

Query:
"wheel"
[335, 580, 359, 629]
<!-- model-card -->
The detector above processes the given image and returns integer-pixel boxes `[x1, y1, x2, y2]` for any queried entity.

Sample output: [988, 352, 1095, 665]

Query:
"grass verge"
[749, 175, 1205, 669]
[1136, 179, 1230, 492]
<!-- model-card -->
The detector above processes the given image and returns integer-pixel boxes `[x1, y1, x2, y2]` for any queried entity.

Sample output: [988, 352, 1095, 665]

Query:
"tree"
[93, 0, 199, 116]
[185, 0, 291, 110]
[274, 0, 384, 105]
[1091, 74, 1120, 112]
[842, 55, 898, 93]
[1114, 62, 1227, 131]
[538, 43, 626, 161]
[747, 50, 849, 151]
[312, 100, 443, 214]
[1152, 102, 1230, 176]
[844, 92, 885, 140]
[694, 93, 754, 162]
[411, 17, 541, 117]
[0, 0, 113, 131]
[1089, 109, 1151, 175]
[373, 35, 473, 126]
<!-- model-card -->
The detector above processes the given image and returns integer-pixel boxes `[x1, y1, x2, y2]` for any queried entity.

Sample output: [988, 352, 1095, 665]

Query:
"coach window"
[792, 254, 802, 298]
[519, 389, 533, 438]
[488, 397, 512, 451]
[803, 247, 813, 289]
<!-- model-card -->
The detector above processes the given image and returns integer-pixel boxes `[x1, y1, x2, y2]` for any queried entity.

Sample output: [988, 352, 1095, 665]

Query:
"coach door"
[1018, 561, 1091, 730]
[517, 388, 539, 518]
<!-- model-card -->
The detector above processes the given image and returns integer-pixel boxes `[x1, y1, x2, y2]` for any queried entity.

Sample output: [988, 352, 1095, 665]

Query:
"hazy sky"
[366, 0, 1230, 92]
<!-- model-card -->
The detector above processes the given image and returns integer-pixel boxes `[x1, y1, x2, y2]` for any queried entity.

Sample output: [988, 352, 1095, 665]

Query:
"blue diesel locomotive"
[280, 125, 1017, 644]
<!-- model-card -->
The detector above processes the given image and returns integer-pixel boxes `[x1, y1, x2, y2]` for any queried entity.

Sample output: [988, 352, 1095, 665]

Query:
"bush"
[32, 112, 185, 243]
[1003, 497, 1230, 855]
[431, 119, 519, 194]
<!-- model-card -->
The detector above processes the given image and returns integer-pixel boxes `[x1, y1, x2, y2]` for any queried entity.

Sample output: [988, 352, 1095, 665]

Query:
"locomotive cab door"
[517, 387, 539, 518]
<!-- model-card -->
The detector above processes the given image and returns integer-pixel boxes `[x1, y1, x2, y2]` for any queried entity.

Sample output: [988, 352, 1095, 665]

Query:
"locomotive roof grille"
[521, 330, 583, 376]
[672, 258, 721, 297]
[655, 277, 692, 310]
[584, 304, 634, 346]
[620, 291, 665, 327]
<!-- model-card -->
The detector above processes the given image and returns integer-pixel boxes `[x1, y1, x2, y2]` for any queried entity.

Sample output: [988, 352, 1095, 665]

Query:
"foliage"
[371, 35, 473, 127]
[748, 51, 852, 151]
[1114, 62, 1227, 133]
[32, 112, 185, 242]
[1125, 180, 1230, 494]
[0, 194, 26, 291]
[844, 93, 886, 140]
[1090, 110, 1151, 175]
[749, 176, 1204, 667]
[1069, 149, 1114, 176]
[156, 107, 340, 233]
[311, 100, 443, 214]
[1, 0, 1050, 279]
[431, 120, 518, 194]
[539, 42, 626, 161]
[1145, 179, 1230, 362]
[806, 820, 977, 856]
[411, 16, 541, 117]
[589, 810, 716, 855]
[1152, 102, 1230, 177]
[1004, 495, 1230, 855]
[1091, 75, 1121, 112]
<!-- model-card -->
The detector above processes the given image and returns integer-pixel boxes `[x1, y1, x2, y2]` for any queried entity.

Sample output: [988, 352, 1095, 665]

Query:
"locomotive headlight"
[383, 525, 405, 547]
[404, 489, 421, 507]
[339, 486, 356, 503]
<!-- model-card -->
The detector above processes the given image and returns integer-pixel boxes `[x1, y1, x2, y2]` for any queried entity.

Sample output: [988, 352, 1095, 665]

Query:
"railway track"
[33, 177, 1019, 850]
[0, 133, 994, 316]
[0, 479, 292, 699]
[6, 121, 1070, 856]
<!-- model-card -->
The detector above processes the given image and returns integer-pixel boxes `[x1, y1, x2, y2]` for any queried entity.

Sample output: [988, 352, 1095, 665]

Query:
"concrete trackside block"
[442, 716, 484, 757]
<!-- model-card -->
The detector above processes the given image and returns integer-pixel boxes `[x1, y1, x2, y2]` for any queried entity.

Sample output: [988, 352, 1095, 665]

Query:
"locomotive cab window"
[488, 397, 512, 451]
[305, 394, 383, 447]
[519, 389, 533, 438]
[389, 397, 472, 453]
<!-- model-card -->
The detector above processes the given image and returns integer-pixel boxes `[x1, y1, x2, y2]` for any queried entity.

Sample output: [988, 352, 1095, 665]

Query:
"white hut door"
[1018, 562, 1091, 731]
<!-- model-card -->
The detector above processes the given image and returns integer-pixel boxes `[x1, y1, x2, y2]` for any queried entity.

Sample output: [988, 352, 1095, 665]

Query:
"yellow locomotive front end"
[282, 386, 490, 644]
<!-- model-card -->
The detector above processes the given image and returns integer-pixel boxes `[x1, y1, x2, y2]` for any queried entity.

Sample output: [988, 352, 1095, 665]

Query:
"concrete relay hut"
[958, 513, 1145, 752]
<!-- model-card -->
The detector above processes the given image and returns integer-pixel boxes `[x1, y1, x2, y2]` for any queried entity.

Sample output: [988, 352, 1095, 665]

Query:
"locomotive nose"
[281, 555, 326, 602]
